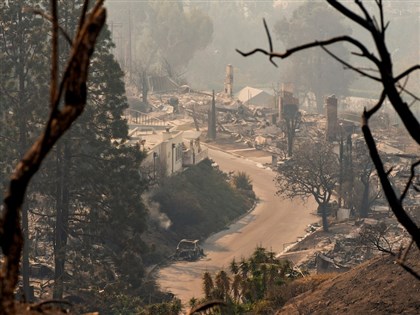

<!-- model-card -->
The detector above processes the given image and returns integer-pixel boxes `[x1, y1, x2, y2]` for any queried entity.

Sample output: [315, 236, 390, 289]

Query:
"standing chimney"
[279, 83, 298, 121]
[207, 90, 217, 140]
[326, 95, 338, 142]
[224, 64, 233, 98]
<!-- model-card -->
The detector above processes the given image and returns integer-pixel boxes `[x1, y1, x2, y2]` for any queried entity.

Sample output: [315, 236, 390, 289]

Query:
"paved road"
[157, 147, 317, 304]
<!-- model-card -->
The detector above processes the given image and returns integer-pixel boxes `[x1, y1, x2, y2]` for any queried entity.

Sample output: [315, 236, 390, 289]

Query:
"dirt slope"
[277, 249, 420, 315]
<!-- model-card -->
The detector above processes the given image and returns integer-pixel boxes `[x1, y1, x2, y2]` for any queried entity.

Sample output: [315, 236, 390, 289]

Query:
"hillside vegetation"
[146, 159, 255, 263]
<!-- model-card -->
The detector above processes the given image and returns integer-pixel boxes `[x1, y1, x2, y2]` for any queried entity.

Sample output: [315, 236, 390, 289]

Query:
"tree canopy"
[0, 0, 151, 309]
[274, 2, 354, 112]
[276, 140, 339, 231]
[108, 0, 213, 77]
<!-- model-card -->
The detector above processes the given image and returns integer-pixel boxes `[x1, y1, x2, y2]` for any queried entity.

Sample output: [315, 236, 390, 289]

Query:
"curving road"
[157, 147, 317, 304]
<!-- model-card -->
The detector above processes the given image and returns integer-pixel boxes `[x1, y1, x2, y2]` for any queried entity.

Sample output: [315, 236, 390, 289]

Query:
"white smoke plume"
[142, 192, 172, 230]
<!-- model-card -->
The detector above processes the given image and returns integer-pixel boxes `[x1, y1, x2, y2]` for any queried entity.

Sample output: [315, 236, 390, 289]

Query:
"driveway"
[157, 146, 317, 303]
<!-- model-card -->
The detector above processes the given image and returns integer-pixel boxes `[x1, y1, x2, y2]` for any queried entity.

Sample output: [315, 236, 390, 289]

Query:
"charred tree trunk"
[142, 71, 148, 106]
[16, 7, 31, 301]
[53, 140, 70, 299]
[287, 128, 293, 157]
[338, 137, 344, 208]
[319, 204, 329, 232]
[345, 134, 354, 210]
[360, 177, 370, 218]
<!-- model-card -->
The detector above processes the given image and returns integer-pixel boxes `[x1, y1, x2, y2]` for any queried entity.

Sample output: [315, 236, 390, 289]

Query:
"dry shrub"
[268, 273, 335, 308]
[252, 300, 276, 314]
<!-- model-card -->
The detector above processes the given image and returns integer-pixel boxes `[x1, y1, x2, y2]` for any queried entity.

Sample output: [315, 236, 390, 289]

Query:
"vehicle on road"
[174, 239, 204, 261]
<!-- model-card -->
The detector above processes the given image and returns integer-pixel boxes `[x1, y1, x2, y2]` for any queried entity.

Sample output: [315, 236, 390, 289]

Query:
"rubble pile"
[128, 87, 290, 153]
[295, 216, 411, 274]
[128, 84, 418, 255]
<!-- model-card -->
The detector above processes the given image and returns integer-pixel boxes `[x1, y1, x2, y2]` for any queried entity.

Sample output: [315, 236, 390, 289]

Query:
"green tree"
[214, 270, 231, 301]
[274, 2, 353, 113]
[187, 0, 281, 89]
[148, 1, 213, 70]
[108, 0, 213, 77]
[200, 247, 300, 311]
[232, 171, 253, 191]
[275, 141, 339, 231]
[152, 159, 253, 239]
[203, 271, 214, 299]
[24, 2, 149, 301]
[0, 0, 106, 312]
[0, 0, 49, 299]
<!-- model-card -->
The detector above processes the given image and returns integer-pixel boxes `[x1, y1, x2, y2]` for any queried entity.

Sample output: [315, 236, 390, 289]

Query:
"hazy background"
[106, 0, 419, 97]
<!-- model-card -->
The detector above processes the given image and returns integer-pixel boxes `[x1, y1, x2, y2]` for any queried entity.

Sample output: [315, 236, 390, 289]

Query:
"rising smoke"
[142, 192, 171, 230]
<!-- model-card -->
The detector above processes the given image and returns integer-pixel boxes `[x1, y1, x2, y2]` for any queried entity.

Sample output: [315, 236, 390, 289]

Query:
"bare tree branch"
[237, 31, 380, 69]
[396, 84, 420, 103]
[361, 118, 420, 249]
[23, 7, 73, 45]
[396, 240, 420, 280]
[326, 0, 372, 31]
[398, 262, 420, 281]
[187, 300, 226, 315]
[50, 0, 58, 110]
[397, 74, 410, 96]
[400, 160, 420, 203]
[262, 18, 276, 66]
[321, 46, 381, 81]
[375, 0, 385, 33]
[355, 0, 374, 26]
[399, 239, 414, 263]
[237, 0, 420, 280]
[364, 90, 386, 120]
[394, 65, 420, 82]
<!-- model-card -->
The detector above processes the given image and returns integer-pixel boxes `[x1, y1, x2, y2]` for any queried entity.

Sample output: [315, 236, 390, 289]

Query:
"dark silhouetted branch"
[400, 160, 420, 203]
[237, 2, 420, 254]
[187, 300, 226, 315]
[364, 90, 386, 120]
[396, 84, 420, 103]
[375, 0, 386, 33]
[23, 7, 73, 45]
[326, 0, 371, 31]
[394, 65, 420, 82]
[398, 262, 420, 281]
[361, 117, 420, 249]
[355, 0, 373, 26]
[49, 0, 58, 113]
[321, 46, 381, 81]
[237, 26, 380, 68]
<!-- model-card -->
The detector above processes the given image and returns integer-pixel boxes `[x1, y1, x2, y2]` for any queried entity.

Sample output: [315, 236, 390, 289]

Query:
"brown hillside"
[277, 250, 420, 315]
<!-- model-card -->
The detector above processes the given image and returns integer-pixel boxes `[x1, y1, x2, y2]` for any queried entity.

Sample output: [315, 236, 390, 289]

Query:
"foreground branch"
[237, 31, 380, 68]
[237, 1, 420, 250]
[361, 114, 420, 249]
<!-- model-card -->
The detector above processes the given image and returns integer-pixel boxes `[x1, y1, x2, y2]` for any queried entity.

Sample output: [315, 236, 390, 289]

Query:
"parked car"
[174, 239, 205, 261]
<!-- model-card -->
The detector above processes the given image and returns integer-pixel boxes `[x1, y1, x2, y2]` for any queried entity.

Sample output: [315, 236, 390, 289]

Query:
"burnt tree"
[275, 141, 339, 232]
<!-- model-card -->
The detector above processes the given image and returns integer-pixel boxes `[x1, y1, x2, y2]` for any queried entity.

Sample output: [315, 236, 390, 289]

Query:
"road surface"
[157, 147, 317, 304]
